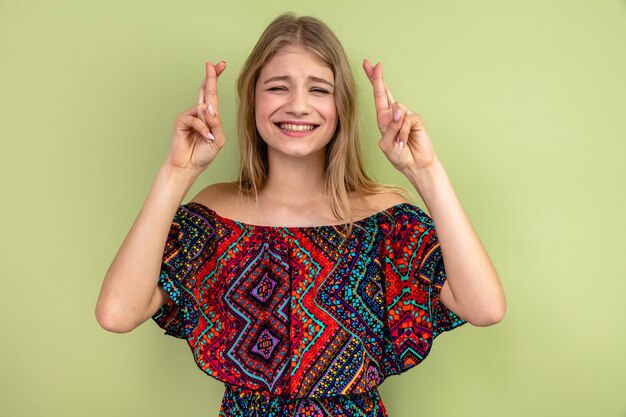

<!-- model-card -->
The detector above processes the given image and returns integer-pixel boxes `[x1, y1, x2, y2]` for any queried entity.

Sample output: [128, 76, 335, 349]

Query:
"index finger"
[385, 84, 395, 105]
[363, 60, 389, 115]
[197, 76, 207, 104]
[204, 61, 219, 111]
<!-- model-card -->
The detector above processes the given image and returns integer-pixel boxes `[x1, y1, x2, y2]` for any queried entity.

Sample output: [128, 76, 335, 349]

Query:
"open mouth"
[275, 123, 320, 133]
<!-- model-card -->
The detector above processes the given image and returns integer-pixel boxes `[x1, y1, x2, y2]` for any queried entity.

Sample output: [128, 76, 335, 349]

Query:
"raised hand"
[165, 60, 227, 177]
[362, 59, 438, 174]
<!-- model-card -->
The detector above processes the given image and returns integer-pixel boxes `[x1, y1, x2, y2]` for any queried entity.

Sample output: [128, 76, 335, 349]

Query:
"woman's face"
[254, 45, 338, 161]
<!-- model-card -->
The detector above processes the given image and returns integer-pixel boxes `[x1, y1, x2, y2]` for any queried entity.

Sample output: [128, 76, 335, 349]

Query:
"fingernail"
[207, 131, 215, 140]
[394, 109, 402, 122]
[399, 141, 404, 150]
[208, 104, 216, 117]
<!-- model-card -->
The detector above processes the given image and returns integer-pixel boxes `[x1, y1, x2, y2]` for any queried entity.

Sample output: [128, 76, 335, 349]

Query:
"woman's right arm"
[95, 60, 227, 333]
[95, 164, 198, 333]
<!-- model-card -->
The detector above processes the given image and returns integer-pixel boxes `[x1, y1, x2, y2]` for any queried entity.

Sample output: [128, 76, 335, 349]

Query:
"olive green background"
[1, 0, 625, 416]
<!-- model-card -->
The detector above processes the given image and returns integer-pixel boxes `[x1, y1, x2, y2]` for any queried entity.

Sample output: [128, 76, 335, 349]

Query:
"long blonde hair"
[234, 12, 413, 236]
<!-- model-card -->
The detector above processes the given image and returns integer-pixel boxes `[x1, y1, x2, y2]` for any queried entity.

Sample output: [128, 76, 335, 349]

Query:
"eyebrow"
[262, 75, 334, 88]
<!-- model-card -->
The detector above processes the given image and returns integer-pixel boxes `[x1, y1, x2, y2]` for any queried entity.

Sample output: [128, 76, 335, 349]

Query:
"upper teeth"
[279, 123, 316, 132]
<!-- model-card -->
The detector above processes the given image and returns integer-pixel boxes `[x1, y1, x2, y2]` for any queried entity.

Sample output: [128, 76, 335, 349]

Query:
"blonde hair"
[234, 12, 413, 237]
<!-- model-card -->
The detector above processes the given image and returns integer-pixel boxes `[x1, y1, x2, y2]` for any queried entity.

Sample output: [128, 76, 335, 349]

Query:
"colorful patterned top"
[151, 201, 467, 416]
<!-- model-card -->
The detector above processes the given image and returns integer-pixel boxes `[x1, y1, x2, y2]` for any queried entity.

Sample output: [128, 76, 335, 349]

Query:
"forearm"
[95, 164, 198, 332]
[404, 159, 506, 325]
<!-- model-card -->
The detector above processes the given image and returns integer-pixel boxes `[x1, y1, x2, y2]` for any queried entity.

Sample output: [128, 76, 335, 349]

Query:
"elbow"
[469, 299, 507, 327]
[468, 278, 507, 327]
[95, 302, 138, 334]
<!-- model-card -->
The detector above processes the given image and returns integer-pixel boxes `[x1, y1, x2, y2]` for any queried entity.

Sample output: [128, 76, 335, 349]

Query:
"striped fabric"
[152, 201, 466, 416]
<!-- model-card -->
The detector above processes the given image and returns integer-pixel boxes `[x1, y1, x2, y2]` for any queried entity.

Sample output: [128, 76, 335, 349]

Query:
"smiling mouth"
[275, 123, 319, 132]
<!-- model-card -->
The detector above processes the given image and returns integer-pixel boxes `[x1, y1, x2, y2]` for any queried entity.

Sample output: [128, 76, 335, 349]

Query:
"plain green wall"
[1, 0, 625, 416]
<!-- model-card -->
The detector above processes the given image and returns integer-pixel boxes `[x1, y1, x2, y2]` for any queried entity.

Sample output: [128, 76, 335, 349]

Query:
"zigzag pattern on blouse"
[152, 201, 467, 416]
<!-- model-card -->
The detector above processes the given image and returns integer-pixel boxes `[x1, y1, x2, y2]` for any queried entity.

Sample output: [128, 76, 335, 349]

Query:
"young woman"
[96, 13, 506, 417]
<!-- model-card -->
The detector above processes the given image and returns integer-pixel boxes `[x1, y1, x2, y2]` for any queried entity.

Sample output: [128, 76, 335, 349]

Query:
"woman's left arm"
[407, 159, 506, 327]
[363, 59, 506, 327]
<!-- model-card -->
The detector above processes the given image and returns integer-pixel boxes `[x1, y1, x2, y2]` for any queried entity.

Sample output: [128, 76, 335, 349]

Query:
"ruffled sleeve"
[382, 203, 467, 371]
[151, 204, 216, 340]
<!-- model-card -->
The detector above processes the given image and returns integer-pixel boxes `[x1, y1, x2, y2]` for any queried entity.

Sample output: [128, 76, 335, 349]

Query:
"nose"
[284, 89, 311, 116]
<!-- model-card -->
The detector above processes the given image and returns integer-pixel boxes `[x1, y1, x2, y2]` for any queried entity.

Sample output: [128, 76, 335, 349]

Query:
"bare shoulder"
[189, 182, 241, 212]
[355, 190, 411, 217]
[370, 192, 410, 208]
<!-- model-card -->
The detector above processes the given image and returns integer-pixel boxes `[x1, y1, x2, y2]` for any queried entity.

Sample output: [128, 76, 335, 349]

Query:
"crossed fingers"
[198, 60, 226, 106]
[363, 59, 423, 155]
[362, 59, 396, 117]
[196, 60, 226, 140]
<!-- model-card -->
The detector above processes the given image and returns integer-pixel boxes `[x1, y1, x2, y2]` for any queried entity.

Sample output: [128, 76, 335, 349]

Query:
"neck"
[259, 151, 328, 208]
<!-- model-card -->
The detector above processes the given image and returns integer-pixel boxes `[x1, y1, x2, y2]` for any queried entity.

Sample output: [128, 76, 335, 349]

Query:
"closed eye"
[267, 86, 287, 92]
[311, 88, 330, 94]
